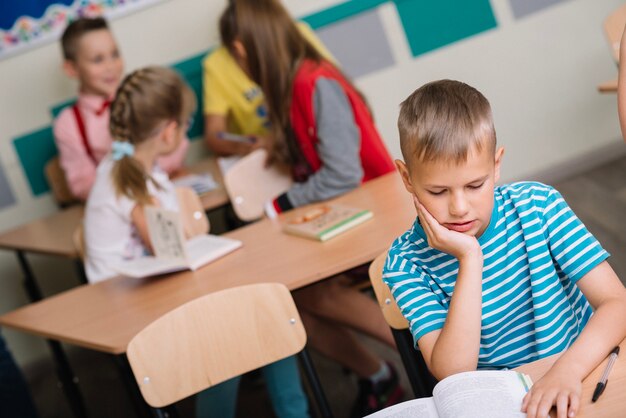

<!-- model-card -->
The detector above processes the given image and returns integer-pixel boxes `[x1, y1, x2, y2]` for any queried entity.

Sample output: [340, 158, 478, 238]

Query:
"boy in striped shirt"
[384, 80, 626, 418]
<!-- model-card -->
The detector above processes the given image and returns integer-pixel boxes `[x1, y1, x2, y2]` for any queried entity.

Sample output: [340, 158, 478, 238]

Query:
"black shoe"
[350, 362, 404, 417]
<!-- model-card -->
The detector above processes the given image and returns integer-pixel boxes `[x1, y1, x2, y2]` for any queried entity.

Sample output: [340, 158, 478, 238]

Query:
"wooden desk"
[515, 339, 626, 417]
[0, 172, 415, 354]
[597, 78, 618, 93]
[185, 157, 229, 211]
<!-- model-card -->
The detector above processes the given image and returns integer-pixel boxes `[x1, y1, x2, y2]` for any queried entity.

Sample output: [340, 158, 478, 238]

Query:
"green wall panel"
[13, 126, 56, 196]
[302, 0, 387, 29]
[393, 0, 497, 57]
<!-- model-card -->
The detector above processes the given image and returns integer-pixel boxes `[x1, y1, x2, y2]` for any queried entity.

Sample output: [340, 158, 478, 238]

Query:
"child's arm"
[129, 199, 159, 254]
[522, 261, 626, 418]
[413, 198, 485, 380]
[53, 113, 97, 200]
[618, 25, 626, 143]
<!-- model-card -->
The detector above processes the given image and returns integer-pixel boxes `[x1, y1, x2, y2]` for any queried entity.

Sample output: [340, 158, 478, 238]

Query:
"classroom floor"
[22, 155, 626, 418]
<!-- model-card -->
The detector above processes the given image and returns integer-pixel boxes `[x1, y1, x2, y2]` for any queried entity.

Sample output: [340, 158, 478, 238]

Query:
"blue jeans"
[196, 356, 309, 418]
[0, 331, 39, 418]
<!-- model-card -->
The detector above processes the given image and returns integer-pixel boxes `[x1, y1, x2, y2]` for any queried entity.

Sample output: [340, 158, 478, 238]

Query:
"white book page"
[434, 371, 528, 418]
[172, 173, 218, 195]
[364, 398, 438, 418]
[112, 256, 188, 279]
[144, 207, 187, 262]
[185, 235, 243, 270]
[217, 156, 241, 175]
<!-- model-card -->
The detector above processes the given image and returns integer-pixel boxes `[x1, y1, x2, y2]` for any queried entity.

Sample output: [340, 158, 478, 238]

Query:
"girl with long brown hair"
[217, 1, 403, 416]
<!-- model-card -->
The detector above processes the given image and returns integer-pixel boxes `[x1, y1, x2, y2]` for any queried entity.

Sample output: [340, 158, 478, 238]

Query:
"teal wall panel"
[393, 0, 497, 57]
[13, 126, 56, 196]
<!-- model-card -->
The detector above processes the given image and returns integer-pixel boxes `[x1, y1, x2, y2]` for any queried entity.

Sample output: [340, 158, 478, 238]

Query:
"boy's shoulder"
[495, 181, 563, 209]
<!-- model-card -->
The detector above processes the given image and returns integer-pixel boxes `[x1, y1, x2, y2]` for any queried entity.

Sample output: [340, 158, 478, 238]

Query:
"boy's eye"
[467, 182, 485, 190]
[427, 189, 446, 196]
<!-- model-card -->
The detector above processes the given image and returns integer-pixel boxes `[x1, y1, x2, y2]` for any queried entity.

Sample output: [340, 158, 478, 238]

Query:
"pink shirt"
[53, 93, 189, 200]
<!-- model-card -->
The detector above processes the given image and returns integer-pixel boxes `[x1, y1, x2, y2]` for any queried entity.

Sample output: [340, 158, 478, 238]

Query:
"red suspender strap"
[72, 104, 97, 164]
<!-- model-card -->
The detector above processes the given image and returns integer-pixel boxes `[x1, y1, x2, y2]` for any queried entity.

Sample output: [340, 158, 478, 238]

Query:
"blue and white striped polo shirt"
[383, 182, 609, 369]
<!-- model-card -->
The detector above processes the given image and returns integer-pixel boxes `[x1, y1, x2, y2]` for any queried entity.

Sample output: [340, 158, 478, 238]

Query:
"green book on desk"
[282, 204, 373, 242]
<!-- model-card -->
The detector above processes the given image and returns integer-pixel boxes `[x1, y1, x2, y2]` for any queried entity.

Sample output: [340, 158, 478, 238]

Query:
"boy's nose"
[449, 193, 469, 217]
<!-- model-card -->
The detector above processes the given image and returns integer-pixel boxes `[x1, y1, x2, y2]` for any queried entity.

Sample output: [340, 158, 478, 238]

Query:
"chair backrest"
[223, 149, 293, 222]
[176, 187, 210, 237]
[369, 251, 409, 330]
[45, 156, 79, 207]
[73, 222, 86, 262]
[126, 283, 307, 408]
[604, 3, 626, 62]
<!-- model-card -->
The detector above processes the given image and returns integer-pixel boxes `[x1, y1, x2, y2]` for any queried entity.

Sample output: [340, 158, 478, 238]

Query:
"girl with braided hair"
[84, 66, 310, 418]
[84, 66, 196, 283]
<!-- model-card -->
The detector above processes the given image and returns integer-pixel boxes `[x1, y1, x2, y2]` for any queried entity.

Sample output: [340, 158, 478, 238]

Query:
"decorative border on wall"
[0, 0, 166, 61]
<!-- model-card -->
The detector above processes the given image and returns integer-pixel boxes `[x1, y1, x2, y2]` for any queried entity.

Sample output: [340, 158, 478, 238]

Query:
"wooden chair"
[45, 157, 79, 208]
[369, 251, 437, 398]
[176, 187, 210, 238]
[126, 283, 333, 417]
[222, 149, 293, 222]
[604, 3, 626, 63]
[72, 222, 90, 285]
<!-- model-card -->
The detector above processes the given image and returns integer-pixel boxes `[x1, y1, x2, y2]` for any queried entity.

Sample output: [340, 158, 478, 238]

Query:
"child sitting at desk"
[202, 1, 334, 157]
[53, 17, 188, 200]
[218, 1, 404, 416]
[384, 79, 626, 418]
[84, 66, 310, 418]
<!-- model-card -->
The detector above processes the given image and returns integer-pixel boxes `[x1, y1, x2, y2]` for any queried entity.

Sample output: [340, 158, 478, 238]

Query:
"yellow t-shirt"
[202, 22, 335, 136]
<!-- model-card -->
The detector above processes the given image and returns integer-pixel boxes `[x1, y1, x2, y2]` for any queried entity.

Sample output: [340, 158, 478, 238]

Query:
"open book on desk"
[113, 207, 242, 279]
[366, 370, 532, 418]
[172, 172, 218, 195]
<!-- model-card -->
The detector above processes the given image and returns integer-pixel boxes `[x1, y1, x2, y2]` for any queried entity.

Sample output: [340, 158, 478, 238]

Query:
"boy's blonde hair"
[398, 80, 496, 166]
[109, 66, 196, 205]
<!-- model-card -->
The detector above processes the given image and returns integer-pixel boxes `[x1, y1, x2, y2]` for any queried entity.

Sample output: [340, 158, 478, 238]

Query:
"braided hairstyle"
[109, 66, 196, 205]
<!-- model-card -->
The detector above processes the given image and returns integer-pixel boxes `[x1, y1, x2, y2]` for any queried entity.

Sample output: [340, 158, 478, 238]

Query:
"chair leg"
[392, 328, 437, 398]
[297, 349, 334, 418]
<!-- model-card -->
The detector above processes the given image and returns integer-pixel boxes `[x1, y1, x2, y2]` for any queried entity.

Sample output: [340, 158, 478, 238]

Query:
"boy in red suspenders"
[53, 17, 189, 200]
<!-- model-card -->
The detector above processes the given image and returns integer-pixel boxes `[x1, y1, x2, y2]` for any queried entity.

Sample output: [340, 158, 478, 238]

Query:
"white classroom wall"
[0, 0, 623, 365]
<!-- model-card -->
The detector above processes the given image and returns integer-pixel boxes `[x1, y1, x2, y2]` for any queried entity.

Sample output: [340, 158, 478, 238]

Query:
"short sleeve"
[542, 187, 609, 282]
[202, 52, 230, 116]
[383, 248, 448, 346]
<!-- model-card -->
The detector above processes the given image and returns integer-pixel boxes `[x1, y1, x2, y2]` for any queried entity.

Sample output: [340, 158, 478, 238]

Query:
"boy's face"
[397, 143, 504, 238]
[64, 29, 124, 98]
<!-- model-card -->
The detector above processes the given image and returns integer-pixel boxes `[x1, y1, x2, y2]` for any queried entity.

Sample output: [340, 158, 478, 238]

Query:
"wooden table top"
[0, 157, 229, 259]
[515, 339, 626, 417]
[187, 157, 229, 211]
[0, 172, 415, 354]
[0, 205, 84, 257]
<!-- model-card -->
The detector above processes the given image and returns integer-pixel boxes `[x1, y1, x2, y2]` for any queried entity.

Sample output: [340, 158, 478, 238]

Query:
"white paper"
[434, 371, 528, 418]
[172, 173, 218, 195]
[144, 207, 187, 262]
[364, 398, 438, 418]
[217, 156, 241, 176]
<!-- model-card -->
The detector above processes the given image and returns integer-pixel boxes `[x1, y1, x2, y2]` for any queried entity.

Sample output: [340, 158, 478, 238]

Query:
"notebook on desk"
[112, 207, 242, 279]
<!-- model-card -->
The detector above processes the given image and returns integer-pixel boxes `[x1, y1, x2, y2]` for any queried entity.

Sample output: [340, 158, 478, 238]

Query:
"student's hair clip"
[111, 141, 135, 161]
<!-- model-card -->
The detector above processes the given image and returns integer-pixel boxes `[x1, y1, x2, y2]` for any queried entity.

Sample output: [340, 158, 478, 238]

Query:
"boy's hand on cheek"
[521, 366, 581, 418]
[414, 196, 481, 261]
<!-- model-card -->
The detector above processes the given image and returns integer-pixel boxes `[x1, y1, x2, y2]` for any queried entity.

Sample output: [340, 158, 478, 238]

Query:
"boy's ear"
[494, 146, 505, 183]
[62, 60, 79, 79]
[395, 159, 415, 195]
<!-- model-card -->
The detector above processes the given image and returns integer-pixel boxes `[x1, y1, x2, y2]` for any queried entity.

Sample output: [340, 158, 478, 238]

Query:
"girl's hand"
[521, 365, 582, 418]
[414, 196, 481, 261]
